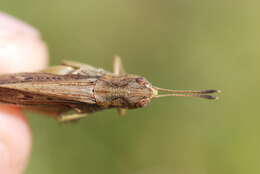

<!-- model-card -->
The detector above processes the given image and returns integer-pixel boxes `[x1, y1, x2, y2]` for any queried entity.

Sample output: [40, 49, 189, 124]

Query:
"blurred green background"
[1, 0, 259, 174]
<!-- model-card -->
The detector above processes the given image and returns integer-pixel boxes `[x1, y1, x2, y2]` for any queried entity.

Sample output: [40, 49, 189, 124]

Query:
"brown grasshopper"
[0, 56, 220, 122]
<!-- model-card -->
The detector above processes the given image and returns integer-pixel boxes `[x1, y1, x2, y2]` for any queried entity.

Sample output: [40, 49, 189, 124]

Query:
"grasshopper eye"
[136, 98, 150, 108]
[136, 77, 147, 85]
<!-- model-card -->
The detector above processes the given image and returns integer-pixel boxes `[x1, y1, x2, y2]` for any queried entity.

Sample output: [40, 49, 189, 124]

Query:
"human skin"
[0, 12, 49, 174]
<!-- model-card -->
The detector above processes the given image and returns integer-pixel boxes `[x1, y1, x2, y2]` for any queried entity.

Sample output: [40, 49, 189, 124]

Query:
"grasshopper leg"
[117, 108, 126, 116]
[42, 60, 109, 76]
[61, 60, 98, 70]
[57, 105, 86, 122]
[61, 60, 109, 76]
[113, 55, 125, 75]
[113, 56, 127, 116]
[41, 65, 75, 75]
[57, 113, 88, 122]
[41, 62, 94, 76]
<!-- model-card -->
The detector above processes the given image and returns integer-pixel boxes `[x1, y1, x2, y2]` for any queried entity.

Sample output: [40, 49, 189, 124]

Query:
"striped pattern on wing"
[0, 73, 98, 104]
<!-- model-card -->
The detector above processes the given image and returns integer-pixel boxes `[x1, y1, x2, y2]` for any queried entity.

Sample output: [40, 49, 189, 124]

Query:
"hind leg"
[61, 60, 109, 76]
[56, 113, 88, 122]
[41, 65, 75, 75]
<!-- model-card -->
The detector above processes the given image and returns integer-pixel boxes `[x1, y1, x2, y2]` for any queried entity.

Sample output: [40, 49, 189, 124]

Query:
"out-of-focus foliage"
[1, 0, 260, 174]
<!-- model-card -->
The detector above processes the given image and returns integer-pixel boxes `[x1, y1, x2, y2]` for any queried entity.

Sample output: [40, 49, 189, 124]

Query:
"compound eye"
[135, 98, 150, 108]
[136, 77, 147, 85]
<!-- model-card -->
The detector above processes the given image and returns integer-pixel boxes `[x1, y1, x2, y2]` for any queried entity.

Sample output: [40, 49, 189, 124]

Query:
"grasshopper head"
[123, 76, 157, 108]
[95, 75, 156, 109]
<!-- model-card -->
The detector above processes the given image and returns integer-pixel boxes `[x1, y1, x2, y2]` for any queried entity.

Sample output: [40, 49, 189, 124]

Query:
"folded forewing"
[0, 73, 98, 104]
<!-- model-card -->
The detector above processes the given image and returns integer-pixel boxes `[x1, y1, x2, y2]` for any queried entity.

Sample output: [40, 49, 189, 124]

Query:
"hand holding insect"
[0, 11, 220, 174]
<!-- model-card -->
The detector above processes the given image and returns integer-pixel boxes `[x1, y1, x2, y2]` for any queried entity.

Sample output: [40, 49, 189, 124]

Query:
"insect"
[0, 56, 220, 122]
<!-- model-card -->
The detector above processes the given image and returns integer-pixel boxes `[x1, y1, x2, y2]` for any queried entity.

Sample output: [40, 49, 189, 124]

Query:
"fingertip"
[0, 12, 49, 73]
[0, 106, 31, 174]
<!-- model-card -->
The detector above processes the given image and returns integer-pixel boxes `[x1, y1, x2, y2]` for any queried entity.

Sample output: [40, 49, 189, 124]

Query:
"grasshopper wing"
[0, 73, 97, 104]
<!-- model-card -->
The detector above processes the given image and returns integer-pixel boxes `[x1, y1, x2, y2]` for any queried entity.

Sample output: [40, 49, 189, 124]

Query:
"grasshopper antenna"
[152, 87, 221, 100]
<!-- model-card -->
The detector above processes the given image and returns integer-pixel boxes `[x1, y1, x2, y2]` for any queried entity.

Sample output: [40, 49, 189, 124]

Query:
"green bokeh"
[1, 0, 260, 174]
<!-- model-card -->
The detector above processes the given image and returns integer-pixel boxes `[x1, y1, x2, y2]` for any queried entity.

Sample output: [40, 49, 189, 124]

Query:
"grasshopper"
[0, 56, 220, 122]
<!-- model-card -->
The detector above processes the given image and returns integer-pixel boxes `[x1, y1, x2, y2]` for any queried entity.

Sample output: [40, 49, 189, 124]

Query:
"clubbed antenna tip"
[198, 89, 221, 94]
[199, 95, 219, 100]
[153, 86, 221, 100]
